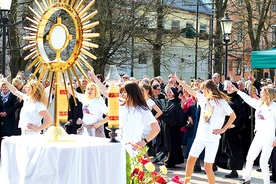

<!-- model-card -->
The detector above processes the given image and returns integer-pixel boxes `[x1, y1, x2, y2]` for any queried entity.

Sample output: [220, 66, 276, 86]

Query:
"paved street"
[0, 157, 273, 184]
[165, 161, 271, 184]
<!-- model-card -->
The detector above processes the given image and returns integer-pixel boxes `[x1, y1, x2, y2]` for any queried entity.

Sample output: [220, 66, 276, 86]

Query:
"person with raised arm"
[88, 70, 160, 153]
[0, 76, 53, 135]
[67, 81, 108, 137]
[88, 70, 108, 97]
[228, 83, 276, 184]
[172, 75, 236, 184]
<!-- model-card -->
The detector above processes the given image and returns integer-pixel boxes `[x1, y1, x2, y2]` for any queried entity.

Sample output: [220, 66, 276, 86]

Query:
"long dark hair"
[139, 81, 153, 97]
[122, 82, 149, 110]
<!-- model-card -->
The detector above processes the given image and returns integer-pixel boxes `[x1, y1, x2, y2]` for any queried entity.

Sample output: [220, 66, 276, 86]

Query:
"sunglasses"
[153, 86, 161, 90]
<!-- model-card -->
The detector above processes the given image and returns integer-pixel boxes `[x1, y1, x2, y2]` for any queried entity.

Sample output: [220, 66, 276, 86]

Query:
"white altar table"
[1, 135, 126, 184]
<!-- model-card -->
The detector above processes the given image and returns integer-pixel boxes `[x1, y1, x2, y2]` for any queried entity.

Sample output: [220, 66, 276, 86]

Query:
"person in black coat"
[270, 147, 276, 182]
[12, 77, 25, 135]
[216, 81, 246, 178]
[237, 80, 253, 161]
[0, 83, 17, 150]
[158, 86, 187, 168]
[66, 83, 82, 134]
[212, 73, 224, 91]
[66, 77, 88, 134]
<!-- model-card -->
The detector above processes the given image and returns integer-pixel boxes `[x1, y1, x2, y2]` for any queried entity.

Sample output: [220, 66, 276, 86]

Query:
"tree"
[92, 0, 151, 76]
[229, 0, 273, 79]
[7, 0, 35, 78]
[5, 0, 150, 78]
[212, 0, 228, 76]
[134, 0, 213, 79]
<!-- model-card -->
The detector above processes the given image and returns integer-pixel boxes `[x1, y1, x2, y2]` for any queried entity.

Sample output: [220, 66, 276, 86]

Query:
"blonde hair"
[28, 73, 37, 81]
[85, 82, 102, 100]
[1, 82, 6, 87]
[12, 77, 24, 87]
[26, 80, 47, 106]
[261, 86, 276, 106]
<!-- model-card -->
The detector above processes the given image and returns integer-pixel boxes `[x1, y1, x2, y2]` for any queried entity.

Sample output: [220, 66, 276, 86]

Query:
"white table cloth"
[1, 135, 126, 184]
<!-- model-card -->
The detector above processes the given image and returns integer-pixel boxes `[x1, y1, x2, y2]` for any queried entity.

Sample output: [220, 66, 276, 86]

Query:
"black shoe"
[270, 176, 276, 182]
[151, 157, 158, 163]
[238, 179, 250, 184]
[165, 164, 175, 168]
[194, 166, 202, 173]
[256, 167, 261, 172]
[213, 165, 218, 172]
[225, 172, 238, 178]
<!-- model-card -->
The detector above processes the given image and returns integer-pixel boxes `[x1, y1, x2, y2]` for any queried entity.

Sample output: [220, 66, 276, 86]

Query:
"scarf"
[1, 91, 10, 104]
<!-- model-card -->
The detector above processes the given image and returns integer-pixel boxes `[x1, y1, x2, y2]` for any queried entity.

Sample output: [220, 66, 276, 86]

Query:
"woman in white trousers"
[230, 84, 276, 184]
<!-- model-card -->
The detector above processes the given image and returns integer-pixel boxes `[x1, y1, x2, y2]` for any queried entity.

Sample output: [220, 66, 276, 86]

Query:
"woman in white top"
[173, 76, 236, 184]
[230, 84, 276, 184]
[0, 77, 53, 135]
[119, 82, 160, 154]
[139, 82, 163, 137]
[88, 70, 160, 153]
[139, 81, 163, 156]
[68, 82, 108, 137]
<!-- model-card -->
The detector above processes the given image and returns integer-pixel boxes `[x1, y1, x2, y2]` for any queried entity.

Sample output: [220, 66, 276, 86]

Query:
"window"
[236, 22, 244, 42]
[229, 60, 233, 71]
[182, 0, 189, 6]
[255, 1, 261, 12]
[273, 0, 276, 12]
[235, 59, 242, 75]
[272, 25, 276, 45]
[200, 24, 207, 32]
[138, 52, 147, 64]
[140, 17, 149, 28]
[199, 24, 208, 39]
[171, 20, 180, 29]
[237, 0, 243, 6]
[186, 23, 193, 28]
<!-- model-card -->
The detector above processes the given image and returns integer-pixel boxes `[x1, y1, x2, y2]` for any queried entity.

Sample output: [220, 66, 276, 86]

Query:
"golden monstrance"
[23, 0, 99, 141]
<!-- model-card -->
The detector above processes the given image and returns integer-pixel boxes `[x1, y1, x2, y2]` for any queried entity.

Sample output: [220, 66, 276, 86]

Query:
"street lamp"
[0, 0, 12, 76]
[220, 11, 233, 80]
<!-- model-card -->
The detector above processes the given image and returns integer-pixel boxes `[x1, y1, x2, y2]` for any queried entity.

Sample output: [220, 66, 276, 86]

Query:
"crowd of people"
[0, 70, 276, 184]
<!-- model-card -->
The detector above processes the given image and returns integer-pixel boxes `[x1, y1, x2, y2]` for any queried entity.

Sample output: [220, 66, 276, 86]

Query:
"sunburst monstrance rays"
[23, 0, 99, 90]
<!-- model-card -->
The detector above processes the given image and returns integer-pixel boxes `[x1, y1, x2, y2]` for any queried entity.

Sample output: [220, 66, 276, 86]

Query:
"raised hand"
[228, 83, 238, 92]
[171, 74, 180, 82]
[248, 73, 256, 82]
[0, 74, 7, 82]
[88, 70, 96, 80]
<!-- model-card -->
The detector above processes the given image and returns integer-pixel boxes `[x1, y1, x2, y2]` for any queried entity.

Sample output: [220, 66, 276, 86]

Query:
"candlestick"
[108, 85, 119, 142]
[105, 65, 121, 142]
[108, 85, 119, 129]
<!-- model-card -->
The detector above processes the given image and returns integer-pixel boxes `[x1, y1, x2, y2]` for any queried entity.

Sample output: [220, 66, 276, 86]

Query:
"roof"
[167, 0, 213, 16]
